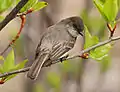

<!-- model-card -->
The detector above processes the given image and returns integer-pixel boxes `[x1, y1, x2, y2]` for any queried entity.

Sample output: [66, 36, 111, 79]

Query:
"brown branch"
[0, 36, 120, 78]
[0, 0, 29, 31]
[0, 15, 26, 55]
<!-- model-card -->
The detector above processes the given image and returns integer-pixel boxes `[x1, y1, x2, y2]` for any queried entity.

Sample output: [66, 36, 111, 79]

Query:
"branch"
[52, 36, 120, 64]
[0, 15, 26, 55]
[0, 0, 28, 31]
[0, 67, 30, 78]
[0, 36, 120, 78]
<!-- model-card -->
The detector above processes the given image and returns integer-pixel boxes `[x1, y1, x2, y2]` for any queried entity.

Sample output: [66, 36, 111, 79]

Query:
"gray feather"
[27, 53, 49, 80]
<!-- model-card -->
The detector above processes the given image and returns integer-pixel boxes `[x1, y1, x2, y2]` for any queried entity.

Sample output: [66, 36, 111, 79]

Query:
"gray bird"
[27, 16, 84, 80]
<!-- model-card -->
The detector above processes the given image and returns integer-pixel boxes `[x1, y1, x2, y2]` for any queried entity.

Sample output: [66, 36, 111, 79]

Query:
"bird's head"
[61, 16, 84, 37]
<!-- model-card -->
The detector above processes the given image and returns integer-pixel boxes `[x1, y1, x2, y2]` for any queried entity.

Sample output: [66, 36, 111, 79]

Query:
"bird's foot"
[59, 54, 69, 63]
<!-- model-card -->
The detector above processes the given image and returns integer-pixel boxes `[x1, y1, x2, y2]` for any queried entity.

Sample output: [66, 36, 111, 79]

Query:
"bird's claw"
[59, 54, 69, 63]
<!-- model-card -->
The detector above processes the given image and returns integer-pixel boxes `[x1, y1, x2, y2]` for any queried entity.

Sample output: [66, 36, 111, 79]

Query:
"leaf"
[93, 0, 108, 21]
[0, 16, 5, 22]
[84, 25, 112, 61]
[90, 44, 112, 60]
[4, 74, 17, 82]
[84, 25, 99, 49]
[93, 0, 118, 22]
[32, 1, 48, 12]
[103, 0, 118, 21]
[14, 59, 28, 70]
[2, 49, 15, 72]
[0, 64, 4, 74]
[0, 56, 4, 61]
[4, 59, 28, 81]
[0, 0, 13, 13]
[14, 0, 20, 5]
[20, 0, 38, 13]
[93, 0, 103, 15]
[0, 56, 4, 73]
[118, 0, 120, 9]
[0, 49, 28, 82]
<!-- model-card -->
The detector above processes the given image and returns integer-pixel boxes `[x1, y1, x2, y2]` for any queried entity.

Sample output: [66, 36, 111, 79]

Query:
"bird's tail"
[27, 53, 49, 80]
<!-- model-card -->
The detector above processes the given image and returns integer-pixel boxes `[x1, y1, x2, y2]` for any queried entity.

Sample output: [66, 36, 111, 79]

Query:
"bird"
[27, 16, 85, 80]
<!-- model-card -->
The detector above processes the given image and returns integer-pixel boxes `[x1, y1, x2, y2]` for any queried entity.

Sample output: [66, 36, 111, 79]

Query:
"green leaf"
[0, 0, 13, 13]
[90, 44, 112, 60]
[103, 0, 118, 21]
[93, 0, 103, 15]
[0, 16, 5, 22]
[118, 0, 120, 9]
[0, 56, 4, 74]
[84, 25, 112, 61]
[0, 56, 4, 61]
[0, 64, 4, 74]
[2, 49, 15, 72]
[93, 0, 108, 21]
[32, 1, 48, 12]
[93, 0, 118, 22]
[4, 59, 28, 81]
[20, 0, 38, 13]
[14, 0, 20, 5]
[0, 49, 28, 82]
[46, 72, 60, 88]
[4, 74, 17, 82]
[84, 25, 99, 49]
[14, 59, 28, 70]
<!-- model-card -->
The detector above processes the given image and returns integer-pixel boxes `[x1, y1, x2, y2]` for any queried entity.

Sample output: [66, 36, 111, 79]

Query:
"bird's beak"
[79, 31, 84, 36]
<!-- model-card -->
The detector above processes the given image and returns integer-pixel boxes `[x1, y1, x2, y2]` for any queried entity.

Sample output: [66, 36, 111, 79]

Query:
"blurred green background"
[0, 0, 120, 92]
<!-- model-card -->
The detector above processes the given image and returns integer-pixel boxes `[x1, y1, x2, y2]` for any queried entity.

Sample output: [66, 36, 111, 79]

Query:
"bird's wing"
[27, 24, 76, 80]
[35, 24, 76, 66]
[43, 40, 75, 66]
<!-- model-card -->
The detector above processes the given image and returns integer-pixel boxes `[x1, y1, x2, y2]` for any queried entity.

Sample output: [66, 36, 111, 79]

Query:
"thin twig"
[0, 0, 28, 31]
[0, 67, 30, 78]
[0, 36, 120, 78]
[0, 15, 26, 55]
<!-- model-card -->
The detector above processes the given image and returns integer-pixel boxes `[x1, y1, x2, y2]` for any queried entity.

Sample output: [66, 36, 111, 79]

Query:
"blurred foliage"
[33, 84, 45, 92]
[0, 0, 48, 84]
[46, 72, 61, 90]
[61, 59, 81, 77]
[84, 26, 99, 49]
[0, 49, 28, 83]
[93, 0, 118, 29]
[93, 0, 118, 22]
[0, 0, 47, 22]
[0, 0, 19, 21]
[81, 9, 106, 39]
[84, 25, 112, 61]
[0, 0, 19, 13]
[20, 0, 47, 13]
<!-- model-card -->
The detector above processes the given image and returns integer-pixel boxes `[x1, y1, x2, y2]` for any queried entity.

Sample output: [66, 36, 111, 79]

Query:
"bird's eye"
[73, 24, 78, 30]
